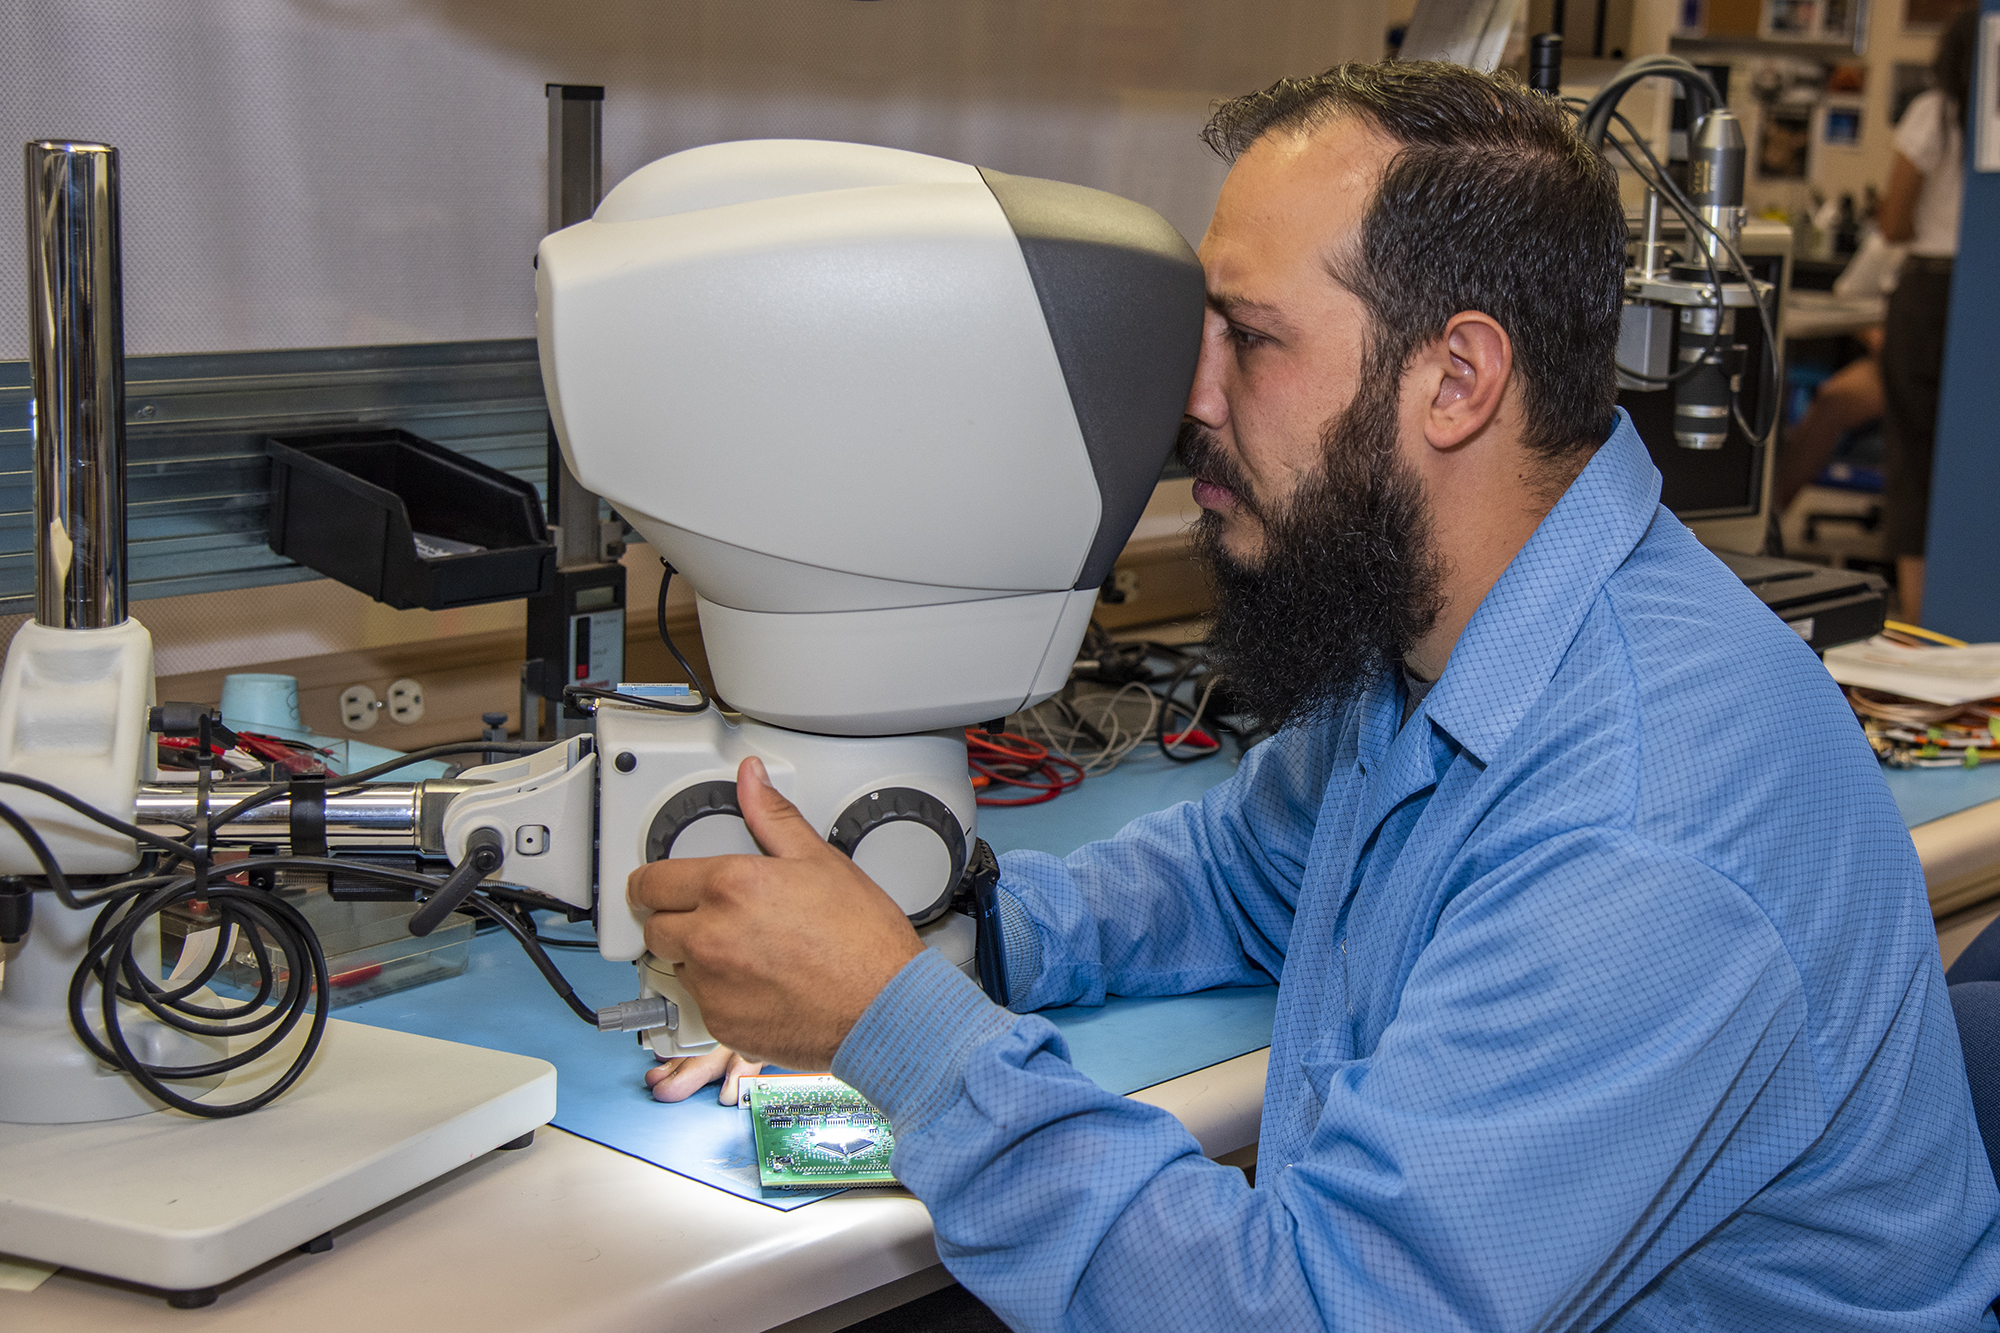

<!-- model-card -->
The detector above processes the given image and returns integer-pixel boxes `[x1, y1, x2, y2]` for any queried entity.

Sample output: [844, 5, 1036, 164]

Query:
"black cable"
[58, 849, 602, 1113]
[563, 683, 706, 716]
[1566, 73, 1784, 448]
[0, 756, 601, 1116]
[199, 740, 559, 838]
[1564, 99, 1726, 391]
[532, 934, 602, 950]
[657, 561, 731, 713]
[0, 799, 76, 907]
[479, 884, 601, 947]
[337, 741, 554, 786]
[0, 774, 208, 890]
[1604, 118, 1783, 441]
[1575, 55, 1720, 150]
[460, 893, 599, 1025]
[1152, 656, 1226, 764]
[67, 868, 332, 1118]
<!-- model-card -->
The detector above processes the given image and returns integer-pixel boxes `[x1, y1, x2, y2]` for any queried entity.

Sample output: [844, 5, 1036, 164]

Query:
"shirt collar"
[1417, 409, 1662, 767]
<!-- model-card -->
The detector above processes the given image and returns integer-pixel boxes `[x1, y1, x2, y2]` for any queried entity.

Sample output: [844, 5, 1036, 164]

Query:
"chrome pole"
[131, 781, 475, 854]
[1636, 188, 1666, 281]
[24, 141, 127, 629]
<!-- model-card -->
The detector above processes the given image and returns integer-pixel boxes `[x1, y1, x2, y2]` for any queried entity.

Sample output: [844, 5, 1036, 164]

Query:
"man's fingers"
[718, 1053, 767, 1106]
[645, 1049, 767, 1105]
[627, 856, 703, 912]
[736, 756, 832, 860]
[647, 1047, 735, 1102]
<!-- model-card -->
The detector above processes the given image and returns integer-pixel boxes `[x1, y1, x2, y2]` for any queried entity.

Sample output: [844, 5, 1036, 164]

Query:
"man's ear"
[1422, 312, 1512, 451]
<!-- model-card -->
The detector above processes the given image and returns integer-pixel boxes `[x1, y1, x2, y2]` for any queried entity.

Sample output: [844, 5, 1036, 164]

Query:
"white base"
[0, 1018, 554, 1294]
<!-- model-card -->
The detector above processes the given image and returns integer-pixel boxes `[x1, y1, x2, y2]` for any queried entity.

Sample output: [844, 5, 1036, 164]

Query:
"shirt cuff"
[996, 884, 1044, 1009]
[832, 946, 1016, 1136]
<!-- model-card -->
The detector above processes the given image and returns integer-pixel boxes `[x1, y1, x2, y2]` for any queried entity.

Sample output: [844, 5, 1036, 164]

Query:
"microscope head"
[537, 140, 1202, 735]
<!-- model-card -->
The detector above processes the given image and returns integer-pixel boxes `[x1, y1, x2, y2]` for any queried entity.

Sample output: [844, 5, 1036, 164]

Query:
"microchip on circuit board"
[743, 1074, 898, 1191]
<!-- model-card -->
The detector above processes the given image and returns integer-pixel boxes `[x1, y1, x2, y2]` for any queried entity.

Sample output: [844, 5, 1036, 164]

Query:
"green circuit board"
[744, 1074, 898, 1190]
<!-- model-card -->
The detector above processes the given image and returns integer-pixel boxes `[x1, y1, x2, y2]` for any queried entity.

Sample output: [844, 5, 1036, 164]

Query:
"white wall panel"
[0, 0, 1383, 359]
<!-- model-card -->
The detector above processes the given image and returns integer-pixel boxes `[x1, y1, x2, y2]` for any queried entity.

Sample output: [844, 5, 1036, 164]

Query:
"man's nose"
[1184, 307, 1232, 430]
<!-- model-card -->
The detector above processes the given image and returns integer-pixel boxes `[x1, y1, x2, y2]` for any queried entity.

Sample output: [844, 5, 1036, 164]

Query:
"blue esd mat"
[1883, 762, 2000, 830]
[339, 750, 1273, 1210]
[340, 929, 1274, 1211]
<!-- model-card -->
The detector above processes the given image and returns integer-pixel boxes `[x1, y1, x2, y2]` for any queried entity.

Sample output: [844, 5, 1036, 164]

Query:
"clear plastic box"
[205, 886, 474, 1009]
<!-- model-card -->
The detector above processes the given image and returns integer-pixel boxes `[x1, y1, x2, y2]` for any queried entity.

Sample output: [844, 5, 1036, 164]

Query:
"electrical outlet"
[387, 678, 425, 724]
[1111, 568, 1141, 603]
[340, 685, 380, 731]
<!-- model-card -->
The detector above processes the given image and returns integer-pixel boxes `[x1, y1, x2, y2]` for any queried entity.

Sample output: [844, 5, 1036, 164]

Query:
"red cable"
[966, 729, 1086, 806]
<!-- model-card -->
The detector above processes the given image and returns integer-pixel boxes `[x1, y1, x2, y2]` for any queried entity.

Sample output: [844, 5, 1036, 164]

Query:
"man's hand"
[627, 755, 925, 1070]
[644, 1047, 765, 1105]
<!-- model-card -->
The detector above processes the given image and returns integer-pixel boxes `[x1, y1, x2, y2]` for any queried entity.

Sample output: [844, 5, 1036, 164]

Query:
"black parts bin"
[266, 428, 555, 610]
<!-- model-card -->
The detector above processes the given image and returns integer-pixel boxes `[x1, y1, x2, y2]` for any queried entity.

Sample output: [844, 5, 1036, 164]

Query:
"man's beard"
[1179, 373, 1446, 734]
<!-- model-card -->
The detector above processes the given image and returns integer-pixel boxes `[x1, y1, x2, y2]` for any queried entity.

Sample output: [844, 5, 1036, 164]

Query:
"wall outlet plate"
[340, 685, 380, 731]
[387, 678, 425, 724]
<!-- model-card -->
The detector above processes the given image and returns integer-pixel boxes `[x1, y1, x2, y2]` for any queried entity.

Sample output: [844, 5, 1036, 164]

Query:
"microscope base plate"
[0, 1017, 554, 1297]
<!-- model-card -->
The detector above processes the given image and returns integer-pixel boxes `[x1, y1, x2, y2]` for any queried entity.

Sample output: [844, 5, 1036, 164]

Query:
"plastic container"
[209, 671, 448, 779]
[265, 428, 553, 610]
[218, 672, 303, 733]
[207, 889, 474, 1010]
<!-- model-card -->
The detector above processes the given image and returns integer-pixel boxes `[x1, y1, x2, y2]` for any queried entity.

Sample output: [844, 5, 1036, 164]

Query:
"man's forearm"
[988, 725, 1327, 1012]
[832, 949, 1311, 1332]
[835, 833, 1848, 1333]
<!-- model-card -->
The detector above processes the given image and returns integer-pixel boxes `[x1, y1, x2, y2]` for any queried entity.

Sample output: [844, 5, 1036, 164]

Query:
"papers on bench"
[1824, 637, 2000, 706]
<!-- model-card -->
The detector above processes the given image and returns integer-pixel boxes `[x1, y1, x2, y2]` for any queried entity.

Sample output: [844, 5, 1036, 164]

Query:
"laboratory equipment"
[524, 83, 628, 741]
[744, 1073, 899, 1191]
[0, 139, 555, 1309]
[1576, 56, 1886, 647]
[0, 137, 1202, 1301]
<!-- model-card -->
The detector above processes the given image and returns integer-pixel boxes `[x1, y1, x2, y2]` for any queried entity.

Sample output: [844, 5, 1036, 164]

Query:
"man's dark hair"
[1202, 62, 1627, 458]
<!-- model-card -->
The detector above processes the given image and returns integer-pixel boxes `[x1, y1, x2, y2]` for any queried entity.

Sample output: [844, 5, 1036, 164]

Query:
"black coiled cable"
[72, 873, 330, 1118]
[0, 748, 602, 1120]
[59, 855, 444, 1119]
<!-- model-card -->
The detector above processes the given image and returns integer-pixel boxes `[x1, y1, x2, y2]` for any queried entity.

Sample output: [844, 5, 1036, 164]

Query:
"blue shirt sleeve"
[831, 827, 1929, 1332]
[994, 726, 1336, 1011]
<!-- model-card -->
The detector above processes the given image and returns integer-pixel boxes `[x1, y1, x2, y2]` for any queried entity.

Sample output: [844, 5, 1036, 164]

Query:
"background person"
[1877, 4, 1977, 622]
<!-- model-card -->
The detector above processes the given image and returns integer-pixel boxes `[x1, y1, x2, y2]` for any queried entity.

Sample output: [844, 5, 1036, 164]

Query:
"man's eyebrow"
[1206, 291, 1292, 333]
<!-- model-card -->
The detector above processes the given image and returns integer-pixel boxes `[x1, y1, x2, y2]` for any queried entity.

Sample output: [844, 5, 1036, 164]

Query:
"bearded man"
[632, 63, 2000, 1330]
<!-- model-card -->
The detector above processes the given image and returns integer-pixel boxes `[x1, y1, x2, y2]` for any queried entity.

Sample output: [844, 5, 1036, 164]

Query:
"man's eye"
[1226, 325, 1267, 351]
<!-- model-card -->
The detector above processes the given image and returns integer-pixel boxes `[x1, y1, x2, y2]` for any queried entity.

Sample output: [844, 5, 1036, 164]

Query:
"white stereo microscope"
[0, 138, 1202, 1301]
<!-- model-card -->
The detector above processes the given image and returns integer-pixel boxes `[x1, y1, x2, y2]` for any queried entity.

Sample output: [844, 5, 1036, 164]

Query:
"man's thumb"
[736, 756, 825, 858]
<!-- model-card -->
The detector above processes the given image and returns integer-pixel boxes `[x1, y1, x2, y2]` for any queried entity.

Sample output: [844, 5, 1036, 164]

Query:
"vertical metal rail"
[547, 86, 603, 241]
[24, 141, 127, 629]
[545, 86, 607, 572]
[524, 85, 624, 740]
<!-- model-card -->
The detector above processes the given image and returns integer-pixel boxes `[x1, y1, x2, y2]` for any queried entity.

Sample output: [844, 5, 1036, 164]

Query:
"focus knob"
[827, 787, 966, 925]
[645, 780, 752, 861]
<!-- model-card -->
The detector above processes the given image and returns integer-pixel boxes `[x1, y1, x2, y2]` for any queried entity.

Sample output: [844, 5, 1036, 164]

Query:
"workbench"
[12, 746, 2000, 1331]
[6, 750, 1256, 1331]
[1889, 763, 2000, 966]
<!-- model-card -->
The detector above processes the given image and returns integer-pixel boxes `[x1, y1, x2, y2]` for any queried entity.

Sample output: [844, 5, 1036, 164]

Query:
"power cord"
[200, 740, 558, 843]
[0, 768, 602, 1119]
[657, 559, 731, 713]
